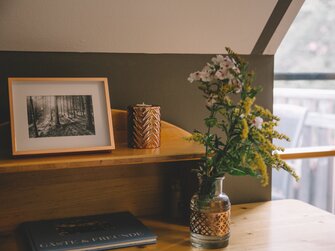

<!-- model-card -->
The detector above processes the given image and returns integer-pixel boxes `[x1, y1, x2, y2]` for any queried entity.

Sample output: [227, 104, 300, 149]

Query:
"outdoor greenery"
[187, 48, 299, 186]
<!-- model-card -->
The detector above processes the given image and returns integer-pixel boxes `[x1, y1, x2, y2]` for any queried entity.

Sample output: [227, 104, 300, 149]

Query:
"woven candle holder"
[127, 104, 161, 149]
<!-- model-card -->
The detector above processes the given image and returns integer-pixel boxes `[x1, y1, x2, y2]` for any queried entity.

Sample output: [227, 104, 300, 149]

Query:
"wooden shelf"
[0, 110, 204, 174]
[0, 109, 203, 251]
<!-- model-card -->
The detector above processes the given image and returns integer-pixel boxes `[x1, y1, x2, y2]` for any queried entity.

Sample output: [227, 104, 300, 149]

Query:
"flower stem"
[205, 110, 215, 176]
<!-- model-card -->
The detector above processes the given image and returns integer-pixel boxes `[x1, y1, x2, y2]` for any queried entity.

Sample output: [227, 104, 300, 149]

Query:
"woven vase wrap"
[127, 105, 161, 149]
[190, 209, 231, 237]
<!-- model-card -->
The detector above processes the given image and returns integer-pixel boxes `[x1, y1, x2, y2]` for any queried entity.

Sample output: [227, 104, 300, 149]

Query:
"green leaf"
[185, 48, 295, 186]
[204, 117, 217, 128]
[227, 167, 247, 176]
[226, 166, 258, 177]
[241, 91, 247, 100]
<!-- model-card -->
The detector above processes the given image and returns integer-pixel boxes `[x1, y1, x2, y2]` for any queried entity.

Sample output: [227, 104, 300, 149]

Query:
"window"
[272, 0, 335, 213]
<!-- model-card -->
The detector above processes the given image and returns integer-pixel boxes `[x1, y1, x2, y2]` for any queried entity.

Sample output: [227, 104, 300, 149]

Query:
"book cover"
[21, 212, 157, 251]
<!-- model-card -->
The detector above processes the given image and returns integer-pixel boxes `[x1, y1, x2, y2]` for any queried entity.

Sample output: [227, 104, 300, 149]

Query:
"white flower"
[214, 69, 227, 80]
[232, 66, 241, 74]
[273, 150, 280, 155]
[219, 56, 235, 70]
[202, 64, 212, 73]
[253, 116, 263, 129]
[206, 94, 218, 108]
[187, 71, 201, 83]
[211, 55, 225, 65]
[231, 78, 242, 93]
[200, 70, 212, 82]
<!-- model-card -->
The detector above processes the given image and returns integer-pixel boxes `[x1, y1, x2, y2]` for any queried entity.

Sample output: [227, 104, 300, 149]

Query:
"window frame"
[274, 72, 335, 160]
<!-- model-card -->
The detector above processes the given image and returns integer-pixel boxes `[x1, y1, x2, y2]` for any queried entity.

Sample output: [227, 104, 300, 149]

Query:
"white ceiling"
[0, 0, 303, 54]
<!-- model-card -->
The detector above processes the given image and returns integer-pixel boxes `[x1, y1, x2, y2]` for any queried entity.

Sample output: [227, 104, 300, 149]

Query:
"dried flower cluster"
[187, 48, 299, 186]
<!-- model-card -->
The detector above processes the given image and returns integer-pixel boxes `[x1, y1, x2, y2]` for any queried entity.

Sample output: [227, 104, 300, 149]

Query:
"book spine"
[62, 238, 157, 251]
[39, 237, 156, 251]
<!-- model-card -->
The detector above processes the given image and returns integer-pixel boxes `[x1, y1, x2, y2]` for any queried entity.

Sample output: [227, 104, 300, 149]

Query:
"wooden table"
[2, 199, 335, 251]
[138, 199, 335, 251]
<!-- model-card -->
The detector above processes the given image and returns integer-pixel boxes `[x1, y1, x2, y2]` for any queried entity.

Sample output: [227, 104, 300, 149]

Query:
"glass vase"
[190, 176, 231, 249]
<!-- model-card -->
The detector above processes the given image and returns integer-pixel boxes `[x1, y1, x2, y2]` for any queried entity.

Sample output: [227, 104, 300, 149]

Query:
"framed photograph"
[8, 78, 115, 156]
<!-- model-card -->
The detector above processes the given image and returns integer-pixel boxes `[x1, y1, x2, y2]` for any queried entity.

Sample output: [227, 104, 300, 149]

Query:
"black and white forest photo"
[27, 95, 95, 138]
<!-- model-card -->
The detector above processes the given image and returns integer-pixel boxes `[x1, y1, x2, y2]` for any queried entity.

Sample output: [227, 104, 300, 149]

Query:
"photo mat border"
[8, 77, 115, 156]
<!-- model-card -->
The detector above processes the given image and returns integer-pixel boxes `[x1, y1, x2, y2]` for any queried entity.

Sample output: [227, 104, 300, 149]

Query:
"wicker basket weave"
[190, 209, 230, 237]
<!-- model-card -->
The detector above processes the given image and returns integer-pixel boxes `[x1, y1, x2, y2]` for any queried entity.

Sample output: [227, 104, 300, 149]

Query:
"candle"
[127, 104, 161, 149]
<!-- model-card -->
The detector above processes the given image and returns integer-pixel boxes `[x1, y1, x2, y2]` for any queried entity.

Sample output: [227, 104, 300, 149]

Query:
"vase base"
[190, 233, 229, 249]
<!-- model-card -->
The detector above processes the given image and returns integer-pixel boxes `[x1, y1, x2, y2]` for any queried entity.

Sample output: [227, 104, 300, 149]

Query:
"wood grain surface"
[0, 109, 200, 250]
[3, 110, 322, 251]
[2, 200, 335, 251]
[0, 110, 204, 174]
[141, 200, 335, 251]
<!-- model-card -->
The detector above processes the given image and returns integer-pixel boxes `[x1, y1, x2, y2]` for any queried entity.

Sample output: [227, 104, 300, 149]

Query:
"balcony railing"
[273, 87, 335, 213]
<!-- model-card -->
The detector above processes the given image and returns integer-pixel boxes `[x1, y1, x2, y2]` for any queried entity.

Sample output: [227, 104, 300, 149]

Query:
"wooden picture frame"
[8, 77, 115, 156]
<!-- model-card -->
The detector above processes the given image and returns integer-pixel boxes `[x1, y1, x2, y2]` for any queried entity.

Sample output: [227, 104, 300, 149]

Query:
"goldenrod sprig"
[187, 47, 299, 186]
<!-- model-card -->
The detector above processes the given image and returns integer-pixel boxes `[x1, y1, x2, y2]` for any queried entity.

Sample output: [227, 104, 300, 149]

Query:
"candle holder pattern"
[127, 105, 161, 149]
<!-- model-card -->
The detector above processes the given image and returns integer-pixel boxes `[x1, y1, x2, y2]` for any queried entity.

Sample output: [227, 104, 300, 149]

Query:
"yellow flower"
[242, 154, 246, 166]
[254, 105, 273, 119]
[186, 48, 299, 186]
[186, 132, 205, 144]
[241, 119, 249, 140]
[255, 153, 269, 186]
[220, 84, 231, 94]
[243, 97, 254, 115]
[245, 84, 251, 92]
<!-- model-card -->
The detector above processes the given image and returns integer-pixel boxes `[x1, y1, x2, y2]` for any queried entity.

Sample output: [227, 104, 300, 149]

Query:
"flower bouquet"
[187, 48, 298, 248]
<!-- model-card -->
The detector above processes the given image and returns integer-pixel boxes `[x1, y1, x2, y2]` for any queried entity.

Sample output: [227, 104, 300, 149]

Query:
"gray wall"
[0, 51, 273, 203]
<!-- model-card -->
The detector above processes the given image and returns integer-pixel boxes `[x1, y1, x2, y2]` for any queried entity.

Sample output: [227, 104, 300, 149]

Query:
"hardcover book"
[21, 212, 157, 251]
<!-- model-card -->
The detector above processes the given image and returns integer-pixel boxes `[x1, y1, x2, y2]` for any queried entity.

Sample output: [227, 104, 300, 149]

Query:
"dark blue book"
[21, 212, 157, 251]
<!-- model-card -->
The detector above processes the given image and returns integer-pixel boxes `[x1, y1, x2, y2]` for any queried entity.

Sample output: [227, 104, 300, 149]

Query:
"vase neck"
[214, 177, 224, 196]
[198, 176, 225, 197]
